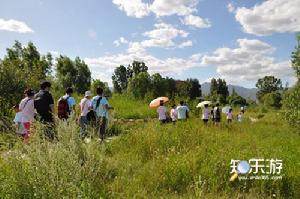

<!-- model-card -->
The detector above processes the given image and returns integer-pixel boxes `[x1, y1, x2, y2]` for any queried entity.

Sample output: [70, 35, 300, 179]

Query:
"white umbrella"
[196, 101, 212, 108]
[149, 97, 169, 108]
[222, 106, 231, 113]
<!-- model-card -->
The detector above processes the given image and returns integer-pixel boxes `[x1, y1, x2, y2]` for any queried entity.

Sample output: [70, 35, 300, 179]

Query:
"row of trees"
[112, 61, 201, 100]
[0, 41, 109, 116]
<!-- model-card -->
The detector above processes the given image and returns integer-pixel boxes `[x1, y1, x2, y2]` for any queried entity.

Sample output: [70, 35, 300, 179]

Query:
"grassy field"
[0, 97, 299, 198]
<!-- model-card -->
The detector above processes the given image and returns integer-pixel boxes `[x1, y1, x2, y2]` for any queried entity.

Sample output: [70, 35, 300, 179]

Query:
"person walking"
[202, 104, 210, 126]
[34, 81, 55, 140]
[19, 89, 35, 143]
[92, 88, 112, 141]
[79, 91, 92, 139]
[176, 101, 190, 121]
[157, 100, 167, 124]
[213, 103, 221, 126]
[170, 105, 177, 125]
[227, 108, 233, 123]
[57, 87, 76, 119]
[13, 104, 24, 137]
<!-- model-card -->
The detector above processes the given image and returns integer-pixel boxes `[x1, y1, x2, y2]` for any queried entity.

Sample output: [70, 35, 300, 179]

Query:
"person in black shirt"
[34, 81, 55, 140]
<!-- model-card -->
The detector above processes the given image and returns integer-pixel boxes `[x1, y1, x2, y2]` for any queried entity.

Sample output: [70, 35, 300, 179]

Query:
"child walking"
[19, 89, 35, 143]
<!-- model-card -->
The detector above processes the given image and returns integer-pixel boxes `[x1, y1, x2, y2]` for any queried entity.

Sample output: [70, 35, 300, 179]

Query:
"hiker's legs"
[23, 122, 31, 144]
[80, 116, 88, 139]
[98, 117, 107, 140]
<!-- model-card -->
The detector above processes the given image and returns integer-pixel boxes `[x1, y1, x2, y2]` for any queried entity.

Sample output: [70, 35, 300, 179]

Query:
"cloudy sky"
[0, 0, 299, 88]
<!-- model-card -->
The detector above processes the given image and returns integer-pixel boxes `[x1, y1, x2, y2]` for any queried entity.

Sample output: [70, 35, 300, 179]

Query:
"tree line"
[1, 37, 300, 130]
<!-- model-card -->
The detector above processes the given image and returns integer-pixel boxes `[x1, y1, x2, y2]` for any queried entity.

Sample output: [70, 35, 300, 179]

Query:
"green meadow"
[0, 96, 299, 199]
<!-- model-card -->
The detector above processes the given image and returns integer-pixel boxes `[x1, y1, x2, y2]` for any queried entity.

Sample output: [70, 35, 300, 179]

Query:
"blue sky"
[0, 0, 299, 88]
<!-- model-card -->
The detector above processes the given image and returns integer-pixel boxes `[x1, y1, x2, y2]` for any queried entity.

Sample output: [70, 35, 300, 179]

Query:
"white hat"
[85, 91, 92, 97]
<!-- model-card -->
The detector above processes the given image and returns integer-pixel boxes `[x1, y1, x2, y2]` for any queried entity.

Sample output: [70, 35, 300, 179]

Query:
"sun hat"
[85, 91, 92, 97]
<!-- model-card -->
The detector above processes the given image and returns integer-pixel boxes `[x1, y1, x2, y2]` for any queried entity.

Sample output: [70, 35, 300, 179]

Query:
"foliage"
[56, 56, 91, 94]
[112, 65, 128, 93]
[209, 78, 229, 104]
[127, 72, 151, 99]
[282, 35, 300, 130]
[0, 41, 52, 116]
[228, 89, 247, 106]
[256, 76, 282, 103]
[263, 91, 282, 109]
[0, 110, 299, 198]
[291, 34, 300, 79]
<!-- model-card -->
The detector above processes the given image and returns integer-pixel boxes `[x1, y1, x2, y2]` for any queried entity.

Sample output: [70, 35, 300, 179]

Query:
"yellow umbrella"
[149, 97, 169, 108]
[196, 101, 212, 108]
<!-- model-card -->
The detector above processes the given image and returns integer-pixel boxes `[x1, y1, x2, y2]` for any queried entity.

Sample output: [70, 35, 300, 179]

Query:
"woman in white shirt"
[227, 108, 233, 123]
[202, 104, 210, 126]
[79, 91, 92, 138]
[19, 89, 35, 143]
[157, 100, 167, 124]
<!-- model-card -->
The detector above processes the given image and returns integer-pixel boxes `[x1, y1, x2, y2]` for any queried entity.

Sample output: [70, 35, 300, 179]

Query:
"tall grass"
[0, 100, 299, 198]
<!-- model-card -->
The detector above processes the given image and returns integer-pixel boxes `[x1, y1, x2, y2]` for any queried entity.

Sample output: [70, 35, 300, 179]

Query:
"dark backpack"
[86, 97, 102, 122]
[57, 97, 69, 119]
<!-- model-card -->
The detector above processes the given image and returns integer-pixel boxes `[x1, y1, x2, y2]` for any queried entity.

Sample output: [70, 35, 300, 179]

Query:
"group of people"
[157, 100, 190, 124]
[13, 81, 112, 143]
[201, 103, 244, 126]
[156, 101, 245, 126]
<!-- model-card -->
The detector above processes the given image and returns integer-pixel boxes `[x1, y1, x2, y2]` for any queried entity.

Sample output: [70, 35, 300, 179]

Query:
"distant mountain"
[201, 82, 257, 101]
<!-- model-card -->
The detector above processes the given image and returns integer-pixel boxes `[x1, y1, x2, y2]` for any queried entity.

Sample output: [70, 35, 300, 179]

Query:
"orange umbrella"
[149, 97, 169, 108]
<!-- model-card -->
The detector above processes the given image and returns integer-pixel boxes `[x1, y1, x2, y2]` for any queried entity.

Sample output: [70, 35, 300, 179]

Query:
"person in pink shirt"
[170, 104, 177, 125]
[227, 108, 233, 123]
[157, 100, 167, 124]
[19, 89, 35, 143]
[79, 91, 92, 138]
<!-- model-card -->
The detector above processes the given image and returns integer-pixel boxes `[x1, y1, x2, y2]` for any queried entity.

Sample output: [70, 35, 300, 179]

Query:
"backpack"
[86, 97, 102, 122]
[57, 96, 70, 119]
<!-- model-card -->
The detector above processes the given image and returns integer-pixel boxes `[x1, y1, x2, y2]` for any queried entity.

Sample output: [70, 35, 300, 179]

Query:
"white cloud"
[234, 0, 300, 36]
[112, 0, 150, 18]
[201, 38, 294, 83]
[178, 40, 193, 48]
[227, 3, 236, 13]
[0, 18, 33, 33]
[112, 0, 211, 29]
[85, 48, 203, 84]
[139, 22, 189, 49]
[113, 37, 129, 46]
[150, 0, 196, 16]
[181, 14, 211, 28]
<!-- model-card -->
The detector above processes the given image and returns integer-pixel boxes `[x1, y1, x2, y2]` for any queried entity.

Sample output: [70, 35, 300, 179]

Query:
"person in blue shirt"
[176, 101, 190, 120]
[92, 87, 113, 141]
[63, 87, 76, 114]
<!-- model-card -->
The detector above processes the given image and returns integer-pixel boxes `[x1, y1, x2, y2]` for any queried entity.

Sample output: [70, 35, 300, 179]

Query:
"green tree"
[127, 72, 151, 99]
[0, 41, 52, 116]
[74, 57, 91, 94]
[56, 56, 91, 94]
[131, 61, 148, 76]
[165, 77, 176, 99]
[151, 73, 167, 98]
[112, 65, 128, 93]
[186, 78, 201, 99]
[56, 56, 77, 88]
[283, 35, 300, 129]
[209, 78, 229, 104]
[263, 91, 282, 109]
[228, 88, 247, 106]
[256, 76, 283, 103]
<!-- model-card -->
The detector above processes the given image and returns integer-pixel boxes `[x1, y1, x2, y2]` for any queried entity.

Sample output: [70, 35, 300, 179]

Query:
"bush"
[282, 82, 300, 130]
